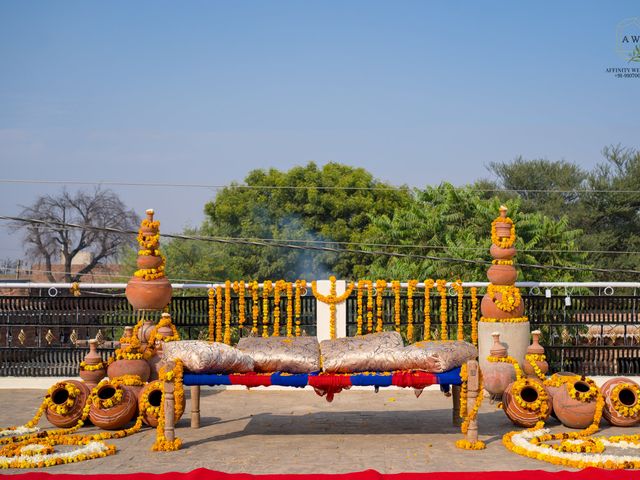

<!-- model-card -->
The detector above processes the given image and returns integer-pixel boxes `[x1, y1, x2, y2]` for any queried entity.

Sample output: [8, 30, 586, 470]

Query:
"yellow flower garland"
[207, 287, 215, 342]
[567, 377, 599, 403]
[525, 353, 547, 381]
[273, 280, 284, 337]
[251, 280, 259, 334]
[610, 383, 640, 417]
[224, 280, 232, 344]
[453, 280, 464, 341]
[470, 287, 478, 346]
[435, 279, 448, 340]
[79, 362, 104, 372]
[392, 280, 401, 334]
[153, 359, 184, 451]
[235, 280, 246, 329]
[356, 280, 364, 335]
[455, 363, 486, 450]
[46, 383, 81, 416]
[487, 284, 522, 313]
[407, 280, 417, 342]
[215, 286, 223, 342]
[480, 316, 529, 323]
[366, 280, 374, 333]
[375, 279, 387, 333]
[262, 280, 272, 337]
[294, 280, 306, 337]
[311, 276, 355, 339]
[491, 216, 516, 248]
[492, 259, 514, 265]
[423, 279, 434, 340]
[286, 281, 293, 337]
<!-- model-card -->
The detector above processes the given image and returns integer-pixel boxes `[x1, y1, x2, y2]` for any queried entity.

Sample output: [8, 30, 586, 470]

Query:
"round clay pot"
[136, 255, 163, 270]
[490, 244, 516, 260]
[478, 320, 530, 374]
[139, 381, 185, 427]
[494, 222, 513, 239]
[523, 330, 549, 379]
[89, 383, 138, 430]
[147, 354, 162, 382]
[108, 358, 150, 383]
[45, 380, 91, 428]
[483, 332, 516, 397]
[480, 293, 525, 319]
[552, 380, 598, 429]
[487, 265, 518, 285]
[601, 377, 640, 427]
[125, 277, 172, 311]
[79, 339, 106, 388]
[502, 380, 552, 427]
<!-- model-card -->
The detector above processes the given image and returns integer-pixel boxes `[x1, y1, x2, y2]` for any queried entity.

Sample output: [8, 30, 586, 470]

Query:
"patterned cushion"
[320, 331, 404, 373]
[397, 340, 477, 372]
[162, 340, 254, 373]
[237, 336, 320, 373]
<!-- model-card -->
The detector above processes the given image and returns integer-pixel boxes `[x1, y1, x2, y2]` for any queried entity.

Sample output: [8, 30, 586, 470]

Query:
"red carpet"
[5, 469, 640, 479]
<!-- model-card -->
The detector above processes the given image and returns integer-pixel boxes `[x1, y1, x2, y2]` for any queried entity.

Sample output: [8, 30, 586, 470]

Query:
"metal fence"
[1, 292, 639, 376]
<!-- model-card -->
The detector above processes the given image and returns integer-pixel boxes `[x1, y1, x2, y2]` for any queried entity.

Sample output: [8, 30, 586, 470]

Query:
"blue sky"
[0, 1, 638, 260]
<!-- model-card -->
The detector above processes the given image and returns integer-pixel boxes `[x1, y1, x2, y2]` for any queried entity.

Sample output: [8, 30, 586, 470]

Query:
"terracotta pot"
[490, 244, 516, 260]
[140, 226, 157, 236]
[478, 320, 530, 374]
[552, 380, 598, 429]
[125, 276, 172, 311]
[487, 265, 518, 285]
[45, 380, 91, 428]
[137, 319, 155, 347]
[89, 382, 138, 430]
[502, 380, 552, 427]
[480, 293, 525, 319]
[494, 221, 513, 238]
[136, 255, 163, 270]
[601, 377, 640, 427]
[139, 380, 185, 427]
[108, 358, 150, 382]
[523, 330, 549, 379]
[483, 333, 516, 396]
[147, 354, 162, 382]
[79, 339, 106, 388]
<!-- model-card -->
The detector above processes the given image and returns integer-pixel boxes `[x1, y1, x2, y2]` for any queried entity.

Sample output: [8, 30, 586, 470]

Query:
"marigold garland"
[366, 280, 374, 333]
[480, 316, 529, 323]
[492, 259, 514, 265]
[356, 280, 365, 335]
[453, 280, 464, 341]
[285, 282, 294, 337]
[272, 280, 285, 337]
[250, 280, 259, 334]
[470, 287, 478, 346]
[153, 359, 184, 451]
[456, 363, 486, 450]
[224, 280, 232, 344]
[610, 383, 640, 417]
[234, 280, 246, 329]
[487, 284, 522, 313]
[207, 287, 215, 342]
[79, 362, 104, 372]
[311, 276, 355, 339]
[567, 377, 599, 403]
[435, 279, 448, 340]
[392, 280, 401, 334]
[133, 214, 167, 281]
[214, 286, 222, 342]
[406, 280, 417, 342]
[491, 216, 516, 248]
[262, 280, 272, 338]
[375, 279, 387, 333]
[525, 353, 547, 381]
[294, 280, 306, 337]
[423, 279, 434, 340]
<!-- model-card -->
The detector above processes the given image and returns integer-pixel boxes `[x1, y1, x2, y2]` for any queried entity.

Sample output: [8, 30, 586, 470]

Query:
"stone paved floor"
[0, 387, 633, 474]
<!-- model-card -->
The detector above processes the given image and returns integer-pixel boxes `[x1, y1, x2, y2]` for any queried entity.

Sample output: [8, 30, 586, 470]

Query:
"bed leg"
[163, 380, 175, 442]
[191, 385, 201, 429]
[465, 360, 479, 443]
[452, 385, 462, 426]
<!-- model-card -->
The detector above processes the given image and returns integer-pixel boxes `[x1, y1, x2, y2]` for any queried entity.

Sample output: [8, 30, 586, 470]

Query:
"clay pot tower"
[477, 206, 530, 382]
[125, 209, 173, 312]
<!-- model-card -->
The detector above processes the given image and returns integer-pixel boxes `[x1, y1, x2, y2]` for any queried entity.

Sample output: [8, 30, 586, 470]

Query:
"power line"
[0, 179, 639, 194]
[2, 222, 637, 256]
[3, 215, 640, 276]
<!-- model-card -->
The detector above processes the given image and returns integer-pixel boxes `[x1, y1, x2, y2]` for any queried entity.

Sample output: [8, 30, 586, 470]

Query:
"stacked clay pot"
[483, 332, 516, 397]
[502, 378, 552, 427]
[125, 209, 173, 311]
[553, 377, 599, 429]
[478, 206, 530, 385]
[89, 381, 138, 430]
[523, 330, 549, 379]
[138, 380, 185, 427]
[79, 339, 106, 389]
[601, 377, 640, 426]
[45, 380, 91, 428]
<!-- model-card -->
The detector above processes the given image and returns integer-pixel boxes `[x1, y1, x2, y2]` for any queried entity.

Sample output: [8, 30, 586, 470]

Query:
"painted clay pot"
[79, 339, 106, 389]
[523, 330, 549, 379]
[487, 264, 518, 285]
[45, 380, 91, 428]
[125, 277, 172, 311]
[107, 358, 150, 383]
[136, 255, 163, 270]
[552, 379, 598, 429]
[483, 333, 516, 396]
[490, 244, 516, 260]
[89, 382, 138, 430]
[481, 293, 525, 319]
[139, 380, 185, 427]
[601, 377, 640, 427]
[502, 380, 552, 427]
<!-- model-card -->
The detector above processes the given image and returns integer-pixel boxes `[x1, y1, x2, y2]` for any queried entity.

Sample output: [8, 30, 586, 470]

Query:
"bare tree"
[12, 189, 140, 282]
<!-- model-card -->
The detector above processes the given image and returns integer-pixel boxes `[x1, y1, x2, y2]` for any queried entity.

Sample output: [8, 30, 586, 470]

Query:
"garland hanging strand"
[392, 280, 401, 334]
[294, 280, 306, 337]
[375, 279, 387, 333]
[366, 280, 374, 333]
[273, 280, 284, 337]
[286, 282, 294, 337]
[215, 286, 223, 343]
[423, 279, 434, 340]
[262, 280, 272, 338]
[453, 280, 464, 341]
[223, 280, 232, 345]
[407, 280, 417, 342]
[470, 287, 478, 346]
[436, 279, 448, 341]
[311, 276, 355, 340]
[233, 280, 246, 330]
[251, 280, 259, 334]
[356, 280, 364, 336]
[207, 287, 215, 342]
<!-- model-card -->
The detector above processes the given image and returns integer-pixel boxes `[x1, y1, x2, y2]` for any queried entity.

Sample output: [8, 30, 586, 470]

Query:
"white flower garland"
[0, 441, 110, 467]
[0, 426, 39, 438]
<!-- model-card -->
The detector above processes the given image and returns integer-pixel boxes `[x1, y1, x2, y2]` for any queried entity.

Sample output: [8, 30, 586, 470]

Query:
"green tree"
[165, 162, 413, 280]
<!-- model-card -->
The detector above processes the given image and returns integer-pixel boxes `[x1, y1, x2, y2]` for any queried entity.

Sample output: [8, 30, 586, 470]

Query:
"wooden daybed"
[161, 360, 481, 446]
